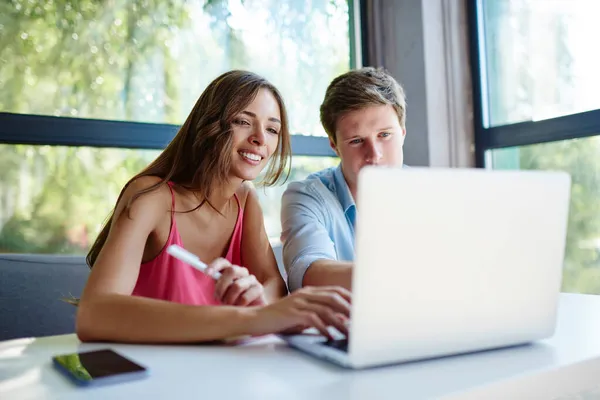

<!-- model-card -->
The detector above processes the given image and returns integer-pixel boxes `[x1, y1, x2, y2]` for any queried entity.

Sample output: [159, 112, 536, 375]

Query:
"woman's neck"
[181, 177, 242, 213]
[207, 179, 242, 212]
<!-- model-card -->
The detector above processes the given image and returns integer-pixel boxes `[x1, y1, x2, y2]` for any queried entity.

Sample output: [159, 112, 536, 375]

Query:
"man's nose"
[364, 141, 382, 164]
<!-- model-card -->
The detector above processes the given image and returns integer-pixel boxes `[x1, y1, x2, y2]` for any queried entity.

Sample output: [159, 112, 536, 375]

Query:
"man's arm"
[281, 182, 353, 291]
[302, 259, 352, 290]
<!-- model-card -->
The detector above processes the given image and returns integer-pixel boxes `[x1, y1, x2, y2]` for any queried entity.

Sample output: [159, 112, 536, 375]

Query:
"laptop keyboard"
[322, 338, 348, 352]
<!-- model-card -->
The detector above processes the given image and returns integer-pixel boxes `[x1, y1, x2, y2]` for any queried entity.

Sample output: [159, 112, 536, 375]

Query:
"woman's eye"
[233, 119, 250, 126]
[267, 128, 279, 135]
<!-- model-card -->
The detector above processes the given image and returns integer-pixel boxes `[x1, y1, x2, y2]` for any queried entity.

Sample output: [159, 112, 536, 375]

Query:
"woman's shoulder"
[117, 176, 172, 215]
[237, 181, 257, 209]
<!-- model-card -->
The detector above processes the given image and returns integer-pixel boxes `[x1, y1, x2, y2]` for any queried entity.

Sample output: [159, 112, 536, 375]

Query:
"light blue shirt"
[280, 164, 356, 292]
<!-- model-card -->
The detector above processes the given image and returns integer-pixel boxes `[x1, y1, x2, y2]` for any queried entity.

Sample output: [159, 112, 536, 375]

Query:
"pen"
[167, 244, 253, 342]
[166, 244, 222, 280]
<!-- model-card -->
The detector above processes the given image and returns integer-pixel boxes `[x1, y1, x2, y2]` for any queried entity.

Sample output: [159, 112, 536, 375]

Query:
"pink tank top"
[132, 182, 244, 305]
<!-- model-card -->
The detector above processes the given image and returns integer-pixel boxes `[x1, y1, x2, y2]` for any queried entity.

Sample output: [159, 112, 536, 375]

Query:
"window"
[482, 0, 600, 127]
[0, 0, 350, 135]
[0, 144, 338, 253]
[470, 0, 600, 294]
[0, 0, 354, 254]
[489, 138, 600, 294]
[0, 144, 161, 254]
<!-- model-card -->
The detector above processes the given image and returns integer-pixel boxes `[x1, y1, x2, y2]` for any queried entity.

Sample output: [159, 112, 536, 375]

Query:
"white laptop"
[282, 166, 571, 369]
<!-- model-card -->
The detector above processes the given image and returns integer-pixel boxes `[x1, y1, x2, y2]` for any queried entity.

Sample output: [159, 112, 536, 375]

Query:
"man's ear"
[400, 127, 407, 144]
[329, 138, 340, 156]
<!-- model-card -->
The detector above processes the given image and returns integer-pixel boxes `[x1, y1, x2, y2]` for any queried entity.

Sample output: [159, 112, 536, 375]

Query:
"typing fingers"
[319, 286, 352, 304]
[301, 301, 349, 337]
[297, 310, 332, 340]
[300, 289, 351, 317]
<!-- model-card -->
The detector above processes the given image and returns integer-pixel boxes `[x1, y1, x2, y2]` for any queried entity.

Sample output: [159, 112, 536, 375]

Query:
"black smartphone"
[52, 349, 148, 387]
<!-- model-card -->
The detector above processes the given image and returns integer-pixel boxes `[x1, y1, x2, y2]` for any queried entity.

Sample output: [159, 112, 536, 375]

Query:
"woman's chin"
[231, 170, 260, 182]
[230, 161, 267, 182]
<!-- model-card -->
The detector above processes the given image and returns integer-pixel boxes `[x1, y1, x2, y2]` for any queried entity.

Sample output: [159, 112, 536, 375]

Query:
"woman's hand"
[250, 286, 351, 340]
[206, 258, 267, 307]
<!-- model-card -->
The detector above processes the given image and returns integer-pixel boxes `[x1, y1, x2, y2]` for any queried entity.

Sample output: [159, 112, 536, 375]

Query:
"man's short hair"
[320, 67, 406, 144]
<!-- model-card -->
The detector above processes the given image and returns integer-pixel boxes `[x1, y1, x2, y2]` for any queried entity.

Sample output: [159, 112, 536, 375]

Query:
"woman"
[77, 70, 350, 343]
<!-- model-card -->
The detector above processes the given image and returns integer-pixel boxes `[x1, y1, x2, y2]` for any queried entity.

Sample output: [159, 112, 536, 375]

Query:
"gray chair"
[0, 254, 89, 341]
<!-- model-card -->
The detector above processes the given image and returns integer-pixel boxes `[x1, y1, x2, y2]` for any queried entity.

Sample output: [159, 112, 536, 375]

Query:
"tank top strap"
[232, 192, 242, 216]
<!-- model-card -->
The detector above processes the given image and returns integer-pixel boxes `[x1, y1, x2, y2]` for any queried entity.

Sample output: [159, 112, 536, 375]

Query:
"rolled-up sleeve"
[280, 182, 336, 292]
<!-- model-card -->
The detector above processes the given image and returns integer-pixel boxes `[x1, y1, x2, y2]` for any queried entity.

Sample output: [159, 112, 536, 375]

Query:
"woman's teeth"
[240, 152, 261, 162]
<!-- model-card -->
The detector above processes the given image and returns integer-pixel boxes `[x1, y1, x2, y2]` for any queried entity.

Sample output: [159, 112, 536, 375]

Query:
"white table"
[2, 293, 600, 400]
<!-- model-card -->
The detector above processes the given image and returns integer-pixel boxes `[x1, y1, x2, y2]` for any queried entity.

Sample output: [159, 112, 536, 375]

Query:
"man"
[281, 67, 407, 292]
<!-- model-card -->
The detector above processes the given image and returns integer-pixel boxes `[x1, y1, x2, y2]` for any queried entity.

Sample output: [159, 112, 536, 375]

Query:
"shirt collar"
[333, 163, 356, 215]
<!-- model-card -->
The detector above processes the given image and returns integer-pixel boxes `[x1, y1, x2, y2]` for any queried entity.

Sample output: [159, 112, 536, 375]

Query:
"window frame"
[0, 0, 362, 157]
[467, 0, 600, 167]
[0, 112, 337, 156]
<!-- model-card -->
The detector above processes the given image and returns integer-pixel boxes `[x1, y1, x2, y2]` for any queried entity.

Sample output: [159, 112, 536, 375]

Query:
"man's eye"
[380, 132, 391, 138]
[349, 139, 362, 145]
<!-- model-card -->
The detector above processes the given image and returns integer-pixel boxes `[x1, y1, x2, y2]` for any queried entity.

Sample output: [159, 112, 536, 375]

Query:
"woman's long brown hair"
[86, 70, 291, 268]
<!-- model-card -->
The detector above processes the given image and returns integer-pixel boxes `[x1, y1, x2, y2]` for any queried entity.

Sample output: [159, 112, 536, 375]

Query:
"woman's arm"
[240, 184, 287, 303]
[78, 293, 257, 343]
[77, 177, 253, 343]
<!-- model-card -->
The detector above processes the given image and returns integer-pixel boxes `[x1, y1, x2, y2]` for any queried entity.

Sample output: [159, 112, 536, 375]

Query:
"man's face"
[330, 104, 406, 195]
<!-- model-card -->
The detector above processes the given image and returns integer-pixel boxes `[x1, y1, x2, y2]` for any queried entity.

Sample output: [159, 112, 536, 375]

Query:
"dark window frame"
[0, 112, 336, 157]
[467, 0, 600, 167]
